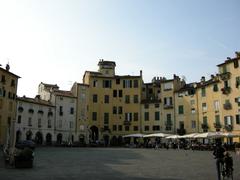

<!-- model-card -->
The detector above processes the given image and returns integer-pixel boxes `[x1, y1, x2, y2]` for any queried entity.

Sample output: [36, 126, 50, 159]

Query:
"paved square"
[0, 147, 239, 180]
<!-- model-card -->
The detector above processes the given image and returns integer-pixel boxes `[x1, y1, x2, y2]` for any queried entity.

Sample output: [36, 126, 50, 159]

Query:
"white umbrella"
[223, 132, 240, 138]
[180, 133, 199, 139]
[143, 133, 172, 138]
[194, 132, 224, 138]
[165, 135, 182, 139]
[123, 133, 145, 138]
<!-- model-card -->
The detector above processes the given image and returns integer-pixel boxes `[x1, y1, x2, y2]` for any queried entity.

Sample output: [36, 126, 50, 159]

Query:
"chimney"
[6, 63, 10, 71]
[201, 76, 205, 82]
[140, 70, 142, 77]
[235, 51, 240, 58]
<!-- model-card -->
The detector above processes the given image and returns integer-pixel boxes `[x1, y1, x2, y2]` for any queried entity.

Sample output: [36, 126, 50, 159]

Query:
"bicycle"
[220, 159, 233, 180]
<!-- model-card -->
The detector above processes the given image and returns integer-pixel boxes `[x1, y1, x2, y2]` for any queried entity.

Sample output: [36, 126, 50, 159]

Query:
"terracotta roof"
[53, 90, 76, 98]
[17, 96, 54, 107]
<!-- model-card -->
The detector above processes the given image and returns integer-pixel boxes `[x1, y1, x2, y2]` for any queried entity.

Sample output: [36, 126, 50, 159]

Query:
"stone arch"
[26, 130, 32, 140]
[35, 131, 43, 145]
[46, 133, 52, 145]
[90, 126, 99, 142]
[57, 133, 63, 144]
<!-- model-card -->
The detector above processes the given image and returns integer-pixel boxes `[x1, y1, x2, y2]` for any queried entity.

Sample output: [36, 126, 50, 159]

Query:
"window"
[93, 80, 98, 87]
[92, 112, 97, 121]
[118, 125, 122, 131]
[116, 78, 120, 84]
[133, 80, 138, 88]
[125, 95, 130, 104]
[144, 112, 149, 121]
[222, 65, 227, 73]
[118, 106, 123, 114]
[201, 88, 206, 97]
[93, 94, 98, 103]
[178, 105, 184, 114]
[213, 84, 218, 92]
[134, 113, 138, 121]
[104, 113, 109, 124]
[155, 112, 160, 120]
[133, 126, 138, 131]
[59, 119, 62, 128]
[48, 119, 51, 128]
[191, 120, 196, 129]
[113, 90, 117, 97]
[125, 126, 129, 131]
[144, 126, 149, 131]
[119, 90, 123, 97]
[224, 80, 229, 88]
[1, 75, 6, 83]
[236, 77, 240, 88]
[153, 125, 160, 131]
[203, 116, 208, 125]
[234, 60, 239, 68]
[59, 106, 63, 116]
[28, 117, 32, 126]
[155, 103, 159, 108]
[191, 108, 196, 114]
[202, 103, 207, 111]
[38, 118, 41, 127]
[70, 107, 74, 114]
[17, 115, 21, 124]
[8, 102, 13, 112]
[113, 106, 117, 114]
[144, 104, 149, 109]
[69, 121, 73, 129]
[164, 97, 173, 106]
[123, 80, 132, 88]
[103, 80, 112, 88]
[163, 82, 173, 90]
[214, 100, 220, 111]
[133, 95, 138, 103]
[125, 113, 132, 121]
[236, 115, 240, 124]
[215, 115, 220, 124]
[0, 99, 3, 109]
[224, 116, 233, 125]
[104, 95, 109, 103]
[113, 125, 117, 131]
[11, 79, 15, 87]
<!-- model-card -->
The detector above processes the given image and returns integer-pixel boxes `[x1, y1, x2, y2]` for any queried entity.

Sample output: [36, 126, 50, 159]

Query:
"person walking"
[213, 141, 225, 180]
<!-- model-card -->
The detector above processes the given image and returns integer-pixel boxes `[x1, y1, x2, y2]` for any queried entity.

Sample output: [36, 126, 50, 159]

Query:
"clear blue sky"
[0, 0, 239, 97]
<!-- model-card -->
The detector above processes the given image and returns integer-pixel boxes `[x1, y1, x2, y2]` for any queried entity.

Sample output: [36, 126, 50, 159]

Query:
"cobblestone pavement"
[0, 147, 239, 180]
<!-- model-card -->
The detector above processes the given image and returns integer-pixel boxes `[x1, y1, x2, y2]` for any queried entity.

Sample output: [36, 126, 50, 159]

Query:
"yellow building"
[0, 64, 20, 145]
[82, 60, 143, 145]
[174, 83, 199, 134]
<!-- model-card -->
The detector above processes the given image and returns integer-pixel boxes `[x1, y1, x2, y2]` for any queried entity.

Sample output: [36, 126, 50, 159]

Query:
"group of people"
[213, 141, 233, 180]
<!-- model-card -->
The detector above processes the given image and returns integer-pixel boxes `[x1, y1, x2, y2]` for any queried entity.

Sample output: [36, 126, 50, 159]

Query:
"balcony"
[164, 104, 173, 109]
[214, 123, 222, 129]
[177, 128, 186, 135]
[220, 72, 231, 81]
[221, 87, 231, 95]
[224, 125, 233, 132]
[201, 123, 208, 130]
[223, 102, 232, 110]
[124, 120, 131, 126]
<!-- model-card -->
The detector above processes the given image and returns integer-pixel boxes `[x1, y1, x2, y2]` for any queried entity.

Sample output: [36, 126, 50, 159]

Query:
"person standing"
[213, 141, 225, 180]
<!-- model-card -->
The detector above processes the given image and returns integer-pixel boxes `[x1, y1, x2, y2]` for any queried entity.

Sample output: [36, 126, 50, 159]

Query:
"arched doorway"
[16, 130, 22, 143]
[110, 136, 118, 146]
[90, 126, 99, 142]
[57, 133, 63, 144]
[118, 136, 123, 146]
[35, 131, 43, 145]
[46, 133, 52, 145]
[26, 130, 32, 140]
[103, 135, 109, 147]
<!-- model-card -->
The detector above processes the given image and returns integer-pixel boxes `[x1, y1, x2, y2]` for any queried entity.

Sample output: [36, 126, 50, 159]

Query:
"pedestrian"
[213, 141, 225, 180]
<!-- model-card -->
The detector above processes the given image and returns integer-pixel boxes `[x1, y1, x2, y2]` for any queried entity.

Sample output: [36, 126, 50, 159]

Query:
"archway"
[90, 126, 99, 142]
[26, 130, 32, 140]
[16, 130, 22, 143]
[35, 131, 43, 145]
[57, 133, 63, 144]
[46, 133, 52, 145]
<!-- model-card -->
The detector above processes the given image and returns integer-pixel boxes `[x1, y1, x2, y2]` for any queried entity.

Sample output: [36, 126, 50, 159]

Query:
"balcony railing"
[177, 128, 186, 135]
[201, 123, 208, 130]
[124, 120, 131, 126]
[214, 123, 222, 129]
[164, 104, 173, 109]
[220, 72, 231, 81]
[223, 103, 232, 110]
[221, 87, 231, 95]
[224, 125, 233, 132]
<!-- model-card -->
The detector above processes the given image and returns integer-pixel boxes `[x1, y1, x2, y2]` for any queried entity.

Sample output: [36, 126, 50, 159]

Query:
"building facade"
[0, 64, 20, 145]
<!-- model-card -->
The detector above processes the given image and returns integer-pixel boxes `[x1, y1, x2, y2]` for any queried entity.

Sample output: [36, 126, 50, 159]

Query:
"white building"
[15, 96, 55, 145]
